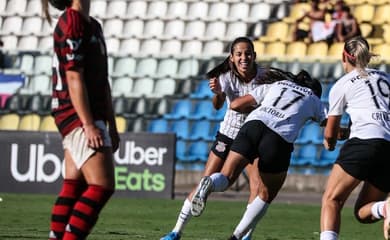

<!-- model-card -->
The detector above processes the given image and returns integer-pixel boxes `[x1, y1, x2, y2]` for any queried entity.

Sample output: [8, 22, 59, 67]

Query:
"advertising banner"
[0, 131, 176, 199]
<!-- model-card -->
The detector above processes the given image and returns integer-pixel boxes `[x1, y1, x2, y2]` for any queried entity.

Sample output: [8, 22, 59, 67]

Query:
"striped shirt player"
[217, 66, 267, 140]
[51, 8, 110, 137]
[45, 2, 118, 240]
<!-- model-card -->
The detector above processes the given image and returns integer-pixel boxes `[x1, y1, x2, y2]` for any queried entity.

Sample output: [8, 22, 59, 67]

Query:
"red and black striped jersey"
[51, 8, 110, 137]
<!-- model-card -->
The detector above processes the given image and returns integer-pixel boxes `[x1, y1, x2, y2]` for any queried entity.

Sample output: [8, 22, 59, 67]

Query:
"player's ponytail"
[295, 70, 322, 98]
[343, 36, 376, 77]
[41, 0, 72, 24]
[257, 67, 295, 84]
[206, 56, 232, 79]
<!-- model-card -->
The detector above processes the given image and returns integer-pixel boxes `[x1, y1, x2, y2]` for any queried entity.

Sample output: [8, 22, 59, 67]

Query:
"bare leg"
[321, 164, 360, 234]
[246, 158, 261, 203]
[62, 148, 115, 240]
[354, 182, 387, 223]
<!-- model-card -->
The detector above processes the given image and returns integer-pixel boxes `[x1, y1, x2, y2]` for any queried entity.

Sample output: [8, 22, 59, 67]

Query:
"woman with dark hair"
[190, 68, 327, 239]
[41, 0, 119, 239]
[321, 36, 390, 240]
[161, 37, 268, 240]
[334, 5, 361, 43]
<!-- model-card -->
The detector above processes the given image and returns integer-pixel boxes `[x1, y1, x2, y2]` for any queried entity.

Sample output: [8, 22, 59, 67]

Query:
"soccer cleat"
[242, 235, 251, 240]
[191, 176, 212, 217]
[160, 231, 181, 240]
[384, 197, 390, 239]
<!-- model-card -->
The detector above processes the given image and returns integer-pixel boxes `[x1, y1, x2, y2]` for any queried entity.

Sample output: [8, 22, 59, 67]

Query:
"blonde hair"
[343, 36, 375, 76]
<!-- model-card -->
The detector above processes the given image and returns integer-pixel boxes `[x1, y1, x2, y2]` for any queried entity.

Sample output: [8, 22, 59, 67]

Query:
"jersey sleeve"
[327, 82, 346, 116]
[219, 73, 230, 93]
[249, 84, 270, 105]
[61, 11, 86, 71]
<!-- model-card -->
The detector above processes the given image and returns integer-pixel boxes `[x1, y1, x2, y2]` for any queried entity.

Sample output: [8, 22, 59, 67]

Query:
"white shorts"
[63, 120, 112, 169]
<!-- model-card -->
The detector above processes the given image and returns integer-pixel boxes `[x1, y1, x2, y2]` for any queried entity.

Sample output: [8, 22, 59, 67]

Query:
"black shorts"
[336, 138, 390, 193]
[210, 132, 234, 160]
[230, 120, 294, 173]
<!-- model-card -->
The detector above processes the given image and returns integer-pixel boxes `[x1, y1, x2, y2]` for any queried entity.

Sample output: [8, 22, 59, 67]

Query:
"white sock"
[210, 173, 229, 192]
[172, 198, 192, 233]
[371, 201, 385, 219]
[232, 196, 269, 239]
[320, 230, 338, 240]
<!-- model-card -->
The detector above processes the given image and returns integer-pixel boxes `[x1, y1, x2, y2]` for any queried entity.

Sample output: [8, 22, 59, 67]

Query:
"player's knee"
[258, 188, 271, 203]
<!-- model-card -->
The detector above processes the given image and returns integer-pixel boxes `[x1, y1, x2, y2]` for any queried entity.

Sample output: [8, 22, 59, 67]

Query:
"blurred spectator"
[334, 5, 361, 42]
[330, 0, 345, 21]
[293, 0, 335, 43]
[0, 39, 4, 69]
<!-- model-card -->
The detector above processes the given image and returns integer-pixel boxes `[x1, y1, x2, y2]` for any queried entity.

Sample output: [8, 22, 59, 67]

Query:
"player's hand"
[209, 77, 221, 94]
[337, 127, 350, 140]
[83, 123, 104, 149]
[323, 139, 335, 151]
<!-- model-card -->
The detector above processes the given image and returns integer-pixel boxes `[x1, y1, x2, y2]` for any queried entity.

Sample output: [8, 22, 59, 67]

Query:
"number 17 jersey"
[245, 80, 327, 143]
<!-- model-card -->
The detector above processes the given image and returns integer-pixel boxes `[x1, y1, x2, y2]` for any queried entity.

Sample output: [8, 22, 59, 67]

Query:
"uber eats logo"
[9, 140, 171, 193]
[114, 141, 168, 192]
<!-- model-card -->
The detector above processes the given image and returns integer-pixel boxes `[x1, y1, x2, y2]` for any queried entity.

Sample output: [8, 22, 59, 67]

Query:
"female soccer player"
[161, 37, 267, 240]
[320, 36, 390, 240]
[190, 68, 327, 240]
[41, 0, 120, 239]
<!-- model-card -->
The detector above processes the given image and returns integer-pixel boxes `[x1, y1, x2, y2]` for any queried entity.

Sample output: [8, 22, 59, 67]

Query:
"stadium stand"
[0, 113, 20, 130]
[187, 120, 211, 141]
[18, 113, 40, 131]
[292, 144, 319, 167]
[188, 100, 214, 120]
[148, 118, 169, 134]
[189, 80, 213, 99]
[314, 146, 341, 168]
[39, 115, 57, 132]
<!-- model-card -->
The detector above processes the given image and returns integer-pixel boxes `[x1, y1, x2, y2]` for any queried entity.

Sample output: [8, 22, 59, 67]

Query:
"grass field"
[0, 192, 383, 240]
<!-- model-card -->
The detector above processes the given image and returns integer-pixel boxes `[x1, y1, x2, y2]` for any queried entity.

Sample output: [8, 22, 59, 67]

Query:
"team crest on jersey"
[65, 39, 82, 61]
[215, 141, 227, 152]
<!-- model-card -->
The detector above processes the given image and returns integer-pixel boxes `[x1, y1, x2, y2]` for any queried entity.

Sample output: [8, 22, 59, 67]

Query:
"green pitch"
[0, 193, 382, 240]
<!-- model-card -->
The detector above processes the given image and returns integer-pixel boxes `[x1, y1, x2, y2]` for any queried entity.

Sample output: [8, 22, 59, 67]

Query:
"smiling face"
[229, 42, 256, 79]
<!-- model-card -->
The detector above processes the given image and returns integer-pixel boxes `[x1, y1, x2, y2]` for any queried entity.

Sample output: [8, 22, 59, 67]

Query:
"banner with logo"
[0, 131, 176, 199]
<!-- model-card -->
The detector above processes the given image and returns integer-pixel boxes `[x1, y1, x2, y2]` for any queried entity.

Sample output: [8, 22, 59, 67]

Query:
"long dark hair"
[206, 37, 256, 80]
[258, 67, 322, 98]
[41, 0, 72, 24]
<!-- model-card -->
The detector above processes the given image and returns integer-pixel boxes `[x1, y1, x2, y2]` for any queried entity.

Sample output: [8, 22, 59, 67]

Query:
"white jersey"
[328, 68, 390, 140]
[218, 66, 267, 139]
[246, 80, 327, 143]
